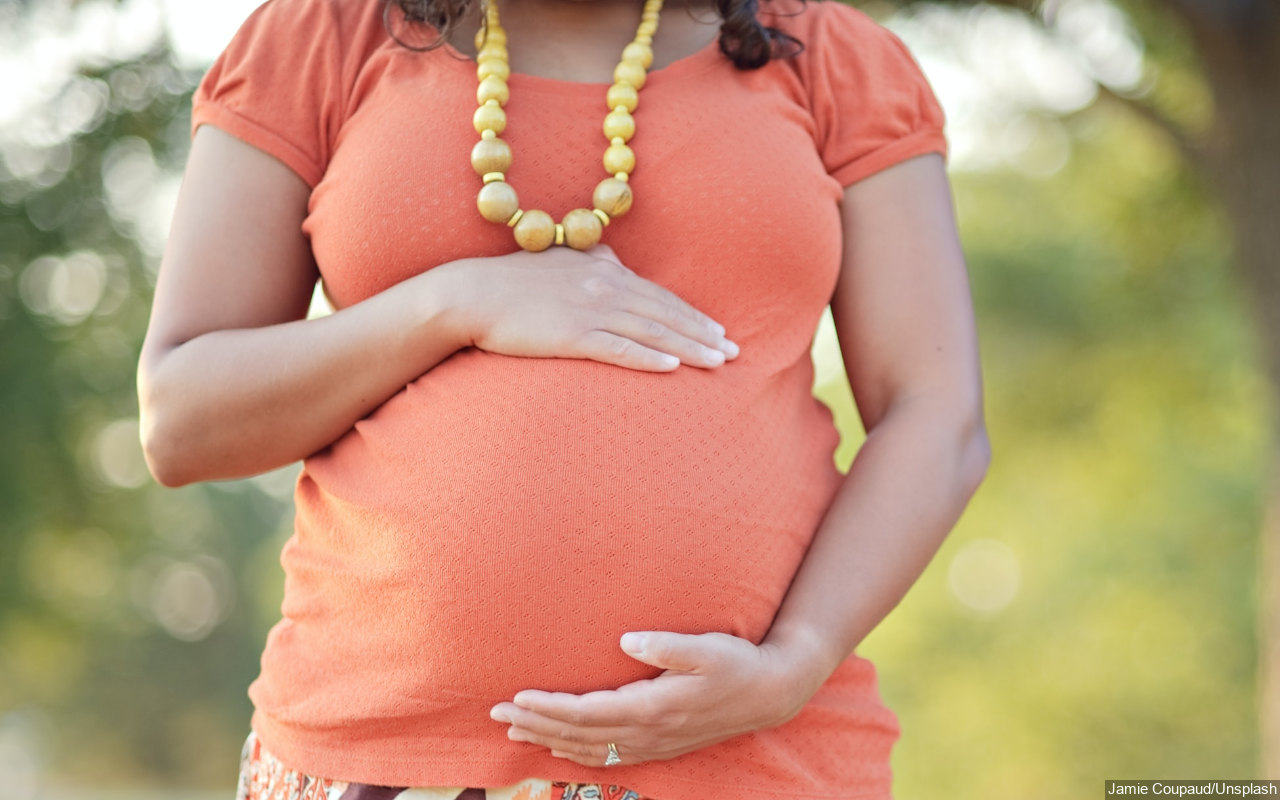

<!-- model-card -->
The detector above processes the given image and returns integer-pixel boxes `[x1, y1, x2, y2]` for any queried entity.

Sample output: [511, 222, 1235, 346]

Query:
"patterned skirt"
[236, 730, 652, 800]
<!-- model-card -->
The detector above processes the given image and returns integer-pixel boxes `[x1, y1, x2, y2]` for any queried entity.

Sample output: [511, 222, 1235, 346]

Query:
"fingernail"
[489, 706, 510, 723]
[702, 346, 725, 365]
[620, 632, 646, 655]
[711, 321, 726, 336]
[722, 339, 739, 358]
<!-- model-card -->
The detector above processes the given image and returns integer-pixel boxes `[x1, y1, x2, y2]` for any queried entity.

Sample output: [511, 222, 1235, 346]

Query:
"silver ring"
[605, 742, 622, 766]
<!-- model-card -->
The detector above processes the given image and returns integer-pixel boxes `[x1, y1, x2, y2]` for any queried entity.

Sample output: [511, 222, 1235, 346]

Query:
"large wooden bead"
[593, 177, 633, 218]
[477, 75, 509, 106]
[603, 109, 635, 142]
[477, 181, 519, 223]
[473, 103, 507, 135]
[562, 208, 603, 250]
[614, 60, 647, 90]
[603, 142, 636, 175]
[607, 83, 639, 113]
[477, 59, 510, 82]
[513, 209, 556, 251]
[622, 42, 653, 69]
[470, 138, 512, 174]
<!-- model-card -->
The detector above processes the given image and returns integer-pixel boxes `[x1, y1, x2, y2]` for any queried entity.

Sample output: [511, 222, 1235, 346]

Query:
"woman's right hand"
[437, 244, 739, 373]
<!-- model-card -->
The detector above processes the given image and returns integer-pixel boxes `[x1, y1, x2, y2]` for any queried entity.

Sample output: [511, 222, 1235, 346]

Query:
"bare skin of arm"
[138, 126, 737, 487]
[489, 152, 991, 767]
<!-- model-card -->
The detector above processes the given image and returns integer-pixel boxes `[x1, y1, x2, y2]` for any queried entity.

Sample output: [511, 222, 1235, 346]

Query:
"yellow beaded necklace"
[470, 0, 663, 251]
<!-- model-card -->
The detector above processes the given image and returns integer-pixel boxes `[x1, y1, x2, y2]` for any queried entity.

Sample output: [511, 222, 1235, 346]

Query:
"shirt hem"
[191, 100, 325, 189]
[250, 717, 895, 800]
[829, 127, 948, 189]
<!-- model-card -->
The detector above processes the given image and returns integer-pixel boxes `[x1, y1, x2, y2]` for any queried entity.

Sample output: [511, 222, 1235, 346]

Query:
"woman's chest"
[303, 52, 846, 328]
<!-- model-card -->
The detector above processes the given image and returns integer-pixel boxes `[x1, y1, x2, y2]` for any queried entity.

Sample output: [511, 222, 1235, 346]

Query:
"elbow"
[960, 415, 992, 498]
[137, 367, 197, 489]
[139, 408, 195, 488]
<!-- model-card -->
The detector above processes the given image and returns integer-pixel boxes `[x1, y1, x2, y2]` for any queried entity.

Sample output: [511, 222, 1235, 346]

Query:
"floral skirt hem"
[235, 730, 650, 800]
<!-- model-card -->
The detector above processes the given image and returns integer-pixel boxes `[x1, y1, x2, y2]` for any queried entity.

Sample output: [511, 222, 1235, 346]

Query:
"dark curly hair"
[383, 0, 805, 70]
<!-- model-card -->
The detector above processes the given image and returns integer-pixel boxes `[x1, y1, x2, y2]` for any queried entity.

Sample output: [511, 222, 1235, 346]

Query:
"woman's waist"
[302, 350, 841, 512]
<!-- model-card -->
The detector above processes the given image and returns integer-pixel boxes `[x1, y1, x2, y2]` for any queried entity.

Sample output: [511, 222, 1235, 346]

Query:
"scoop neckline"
[435, 30, 726, 94]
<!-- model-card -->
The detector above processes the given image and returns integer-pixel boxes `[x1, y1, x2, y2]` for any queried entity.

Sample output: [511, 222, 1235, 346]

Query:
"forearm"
[138, 266, 469, 487]
[762, 396, 991, 708]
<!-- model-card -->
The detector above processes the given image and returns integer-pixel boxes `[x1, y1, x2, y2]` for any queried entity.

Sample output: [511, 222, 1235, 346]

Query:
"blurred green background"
[1, 0, 1274, 798]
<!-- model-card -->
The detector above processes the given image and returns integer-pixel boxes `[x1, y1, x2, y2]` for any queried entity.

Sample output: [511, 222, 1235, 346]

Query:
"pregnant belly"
[264, 349, 842, 720]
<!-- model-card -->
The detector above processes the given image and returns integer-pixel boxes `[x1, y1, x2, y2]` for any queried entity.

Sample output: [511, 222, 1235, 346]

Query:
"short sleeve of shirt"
[803, 1, 948, 187]
[190, 0, 357, 188]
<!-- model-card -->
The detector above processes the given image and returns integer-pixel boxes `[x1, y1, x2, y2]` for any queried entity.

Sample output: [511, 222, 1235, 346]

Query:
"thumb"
[620, 631, 713, 672]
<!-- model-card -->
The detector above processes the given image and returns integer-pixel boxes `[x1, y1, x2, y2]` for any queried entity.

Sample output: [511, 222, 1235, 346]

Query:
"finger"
[616, 282, 736, 355]
[507, 682, 664, 728]
[574, 250, 738, 359]
[549, 744, 638, 769]
[573, 330, 681, 372]
[505, 723, 634, 755]
[492, 701, 630, 742]
[602, 311, 727, 368]
[620, 631, 724, 672]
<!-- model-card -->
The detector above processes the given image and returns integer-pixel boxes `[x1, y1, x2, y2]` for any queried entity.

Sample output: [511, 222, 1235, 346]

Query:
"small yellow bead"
[603, 142, 635, 174]
[476, 181, 519, 223]
[610, 136, 625, 147]
[478, 43, 508, 62]
[592, 208, 611, 226]
[477, 75, 509, 106]
[473, 104, 506, 135]
[554, 223, 565, 246]
[474, 25, 506, 51]
[637, 22, 657, 37]
[514, 209, 556, 251]
[562, 208, 603, 250]
[507, 208, 524, 227]
[614, 172, 629, 182]
[606, 83, 639, 113]
[484, 98, 500, 107]
[614, 60, 647, 90]
[471, 137, 512, 174]
[481, 129, 496, 140]
[593, 177, 633, 218]
[621, 42, 653, 69]
[482, 171, 505, 184]
[477, 59, 510, 82]
[603, 109, 635, 142]
[635, 34, 653, 45]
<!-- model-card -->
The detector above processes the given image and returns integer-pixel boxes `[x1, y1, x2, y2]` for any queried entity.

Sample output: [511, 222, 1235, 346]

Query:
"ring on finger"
[605, 742, 622, 767]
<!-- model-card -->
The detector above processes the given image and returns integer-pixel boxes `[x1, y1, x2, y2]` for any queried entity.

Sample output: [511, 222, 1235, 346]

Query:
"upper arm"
[830, 152, 984, 433]
[139, 0, 372, 378]
[139, 124, 318, 375]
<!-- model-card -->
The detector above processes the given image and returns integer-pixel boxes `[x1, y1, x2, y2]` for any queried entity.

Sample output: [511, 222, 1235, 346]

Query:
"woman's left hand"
[488, 630, 831, 768]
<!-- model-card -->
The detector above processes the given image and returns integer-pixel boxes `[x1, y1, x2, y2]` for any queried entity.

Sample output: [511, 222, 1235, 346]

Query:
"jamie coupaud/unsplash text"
[1106, 782, 1280, 796]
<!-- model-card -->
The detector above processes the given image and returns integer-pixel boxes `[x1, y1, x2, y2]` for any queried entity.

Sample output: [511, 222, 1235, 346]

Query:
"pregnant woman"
[137, 0, 990, 797]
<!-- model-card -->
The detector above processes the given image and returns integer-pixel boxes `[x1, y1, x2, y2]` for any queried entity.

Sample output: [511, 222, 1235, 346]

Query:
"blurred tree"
[886, 0, 1280, 774]
[0, 27, 291, 786]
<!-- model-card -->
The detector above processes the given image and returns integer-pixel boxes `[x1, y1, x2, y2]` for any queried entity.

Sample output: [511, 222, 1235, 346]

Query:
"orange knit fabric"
[191, 1, 947, 797]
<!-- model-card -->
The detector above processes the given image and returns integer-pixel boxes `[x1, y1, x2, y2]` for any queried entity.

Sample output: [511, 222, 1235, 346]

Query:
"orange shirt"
[192, 0, 947, 797]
